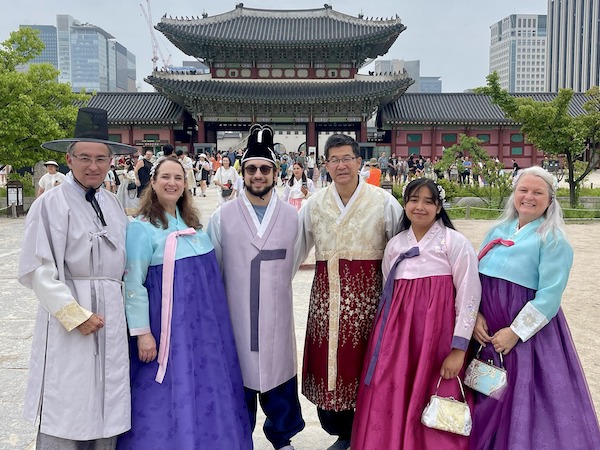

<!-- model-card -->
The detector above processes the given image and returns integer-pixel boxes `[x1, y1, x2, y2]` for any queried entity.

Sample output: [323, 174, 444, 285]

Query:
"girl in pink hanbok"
[352, 178, 481, 450]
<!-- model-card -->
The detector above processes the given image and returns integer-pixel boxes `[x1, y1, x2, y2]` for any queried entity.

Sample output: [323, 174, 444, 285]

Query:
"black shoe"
[327, 438, 350, 450]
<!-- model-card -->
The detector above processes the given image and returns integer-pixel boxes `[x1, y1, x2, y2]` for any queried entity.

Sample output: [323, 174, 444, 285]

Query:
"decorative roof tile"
[87, 92, 185, 125]
[156, 5, 405, 62]
[145, 73, 412, 104]
[380, 92, 590, 126]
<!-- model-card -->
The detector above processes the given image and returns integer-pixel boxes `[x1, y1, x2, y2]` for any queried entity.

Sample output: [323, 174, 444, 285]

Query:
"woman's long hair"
[289, 162, 307, 187]
[399, 178, 455, 233]
[494, 166, 565, 241]
[135, 157, 201, 230]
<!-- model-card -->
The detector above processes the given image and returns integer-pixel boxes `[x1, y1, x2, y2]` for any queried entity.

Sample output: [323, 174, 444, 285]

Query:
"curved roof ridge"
[160, 5, 401, 27]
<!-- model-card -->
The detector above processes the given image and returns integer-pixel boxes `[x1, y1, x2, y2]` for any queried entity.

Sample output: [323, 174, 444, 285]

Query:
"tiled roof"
[87, 92, 185, 125]
[156, 5, 405, 61]
[145, 73, 412, 104]
[380, 92, 590, 126]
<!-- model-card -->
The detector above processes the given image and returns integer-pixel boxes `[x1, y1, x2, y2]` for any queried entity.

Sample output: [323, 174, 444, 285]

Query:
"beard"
[245, 179, 275, 198]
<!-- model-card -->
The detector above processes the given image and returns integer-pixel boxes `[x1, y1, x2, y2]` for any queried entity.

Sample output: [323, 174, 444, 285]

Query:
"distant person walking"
[134, 149, 154, 197]
[37, 160, 66, 197]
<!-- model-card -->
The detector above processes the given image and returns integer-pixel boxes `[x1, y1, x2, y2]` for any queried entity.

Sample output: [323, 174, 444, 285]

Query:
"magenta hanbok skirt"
[352, 275, 471, 450]
[471, 275, 600, 449]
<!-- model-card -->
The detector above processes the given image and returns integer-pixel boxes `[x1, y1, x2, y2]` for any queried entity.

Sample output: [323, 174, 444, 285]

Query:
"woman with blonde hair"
[472, 166, 600, 449]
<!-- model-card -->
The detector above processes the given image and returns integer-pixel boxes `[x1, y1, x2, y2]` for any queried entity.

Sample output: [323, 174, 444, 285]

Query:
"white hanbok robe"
[18, 173, 130, 440]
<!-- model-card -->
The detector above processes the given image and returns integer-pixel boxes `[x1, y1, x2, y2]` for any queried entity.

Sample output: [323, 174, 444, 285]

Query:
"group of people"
[18, 108, 600, 450]
[360, 153, 439, 186]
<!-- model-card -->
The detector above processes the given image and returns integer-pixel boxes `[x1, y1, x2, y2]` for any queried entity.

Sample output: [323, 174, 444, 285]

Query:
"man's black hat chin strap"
[85, 188, 107, 227]
[74, 175, 107, 226]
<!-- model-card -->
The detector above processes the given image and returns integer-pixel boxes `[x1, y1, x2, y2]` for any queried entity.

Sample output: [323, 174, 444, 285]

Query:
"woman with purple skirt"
[117, 157, 252, 450]
[472, 166, 600, 449]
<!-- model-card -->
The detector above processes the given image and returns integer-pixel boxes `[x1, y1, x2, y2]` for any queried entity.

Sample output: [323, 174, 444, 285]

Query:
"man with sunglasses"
[295, 134, 403, 450]
[208, 124, 304, 450]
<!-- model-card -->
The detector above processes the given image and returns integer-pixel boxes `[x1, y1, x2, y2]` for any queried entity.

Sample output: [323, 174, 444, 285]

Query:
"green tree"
[0, 28, 90, 168]
[436, 134, 512, 208]
[478, 72, 599, 207]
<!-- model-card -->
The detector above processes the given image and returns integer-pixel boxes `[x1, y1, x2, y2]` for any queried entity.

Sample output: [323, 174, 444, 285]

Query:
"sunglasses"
[245, 165, 273, 175]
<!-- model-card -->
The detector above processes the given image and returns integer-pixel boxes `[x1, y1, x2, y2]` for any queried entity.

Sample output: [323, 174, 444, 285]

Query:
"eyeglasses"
[327, 156, 357, 166]
[245, 165, 273, 175]
[71, 154, 111, 166]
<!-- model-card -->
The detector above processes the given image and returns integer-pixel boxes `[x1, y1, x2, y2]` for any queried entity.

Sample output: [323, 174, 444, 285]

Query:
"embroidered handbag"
[421, 376, 472, 436]
[464, 345, 507, 399]
[221, 188, 233, 197]
[127, 182, 137, 191]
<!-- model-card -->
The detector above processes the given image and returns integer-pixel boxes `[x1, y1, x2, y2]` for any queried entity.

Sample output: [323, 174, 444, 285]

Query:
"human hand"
[440, 348, 466, 380]
[473, 312, 492, 345]
[135, 179, 141, 187]
[491, 327, 519, 355]
[137, 333, 157, 363]
[77, 313, 104, 335]
[301, 186, 308, 196]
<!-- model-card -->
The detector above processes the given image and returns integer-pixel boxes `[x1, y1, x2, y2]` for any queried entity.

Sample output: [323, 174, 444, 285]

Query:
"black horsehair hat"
[241, 124, 277, 164]
[41, 107, 136, 155]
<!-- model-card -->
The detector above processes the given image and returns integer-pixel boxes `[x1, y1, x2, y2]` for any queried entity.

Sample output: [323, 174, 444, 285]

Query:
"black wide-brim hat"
[41, 107, 137, 155]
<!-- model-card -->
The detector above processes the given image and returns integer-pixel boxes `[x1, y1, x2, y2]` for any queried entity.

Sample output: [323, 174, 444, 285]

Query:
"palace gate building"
[85, 4, 591, 168]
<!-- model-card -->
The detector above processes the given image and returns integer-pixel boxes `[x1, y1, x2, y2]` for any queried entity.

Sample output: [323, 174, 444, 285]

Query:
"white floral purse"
[421, 376, 472, 436]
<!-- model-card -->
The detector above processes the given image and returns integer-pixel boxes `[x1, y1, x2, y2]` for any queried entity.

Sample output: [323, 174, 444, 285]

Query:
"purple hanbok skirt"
[471, 275, 600, 450]
[117, 254, 252, 450]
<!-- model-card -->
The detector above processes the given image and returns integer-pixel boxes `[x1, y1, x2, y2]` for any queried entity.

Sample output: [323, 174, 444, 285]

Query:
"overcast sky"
[1, 0, 547, 92]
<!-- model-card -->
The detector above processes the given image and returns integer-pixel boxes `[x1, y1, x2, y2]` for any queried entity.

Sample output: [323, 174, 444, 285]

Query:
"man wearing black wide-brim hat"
[18, 108, 136, 448]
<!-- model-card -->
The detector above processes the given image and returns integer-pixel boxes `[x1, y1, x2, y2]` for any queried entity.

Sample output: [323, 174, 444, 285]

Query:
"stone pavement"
[1, 179, 599, 450]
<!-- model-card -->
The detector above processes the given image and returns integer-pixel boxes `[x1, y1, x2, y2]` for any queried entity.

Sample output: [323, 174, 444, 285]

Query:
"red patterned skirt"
[302, 259, 383, 411]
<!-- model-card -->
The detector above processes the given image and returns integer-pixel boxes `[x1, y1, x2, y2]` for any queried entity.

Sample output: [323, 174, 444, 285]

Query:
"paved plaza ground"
[0, 178, 599, 449]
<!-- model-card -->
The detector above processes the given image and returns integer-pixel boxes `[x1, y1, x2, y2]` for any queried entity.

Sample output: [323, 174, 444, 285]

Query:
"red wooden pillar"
[357, 120, 368, 143]
[196, 116, 206, 143]
[307, 121, 317, 148]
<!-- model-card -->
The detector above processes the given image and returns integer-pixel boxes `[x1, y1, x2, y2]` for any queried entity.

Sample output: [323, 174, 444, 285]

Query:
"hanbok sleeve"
[448, 230, 481, 351]
[383, 192, 403, 240]
[124, 220, 154, 336]
[510, 235, 573, 342]
[31, 260, 93, 332]
[282, 184, 291, 203]
[206, 209, 224, 270]
[381, 236, 400, 285]
[293, 199, 314, 275]
[18, 202, 92, 332]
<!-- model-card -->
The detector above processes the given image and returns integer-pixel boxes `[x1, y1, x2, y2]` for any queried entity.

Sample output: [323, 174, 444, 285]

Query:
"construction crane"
[140, 0, 172, 71]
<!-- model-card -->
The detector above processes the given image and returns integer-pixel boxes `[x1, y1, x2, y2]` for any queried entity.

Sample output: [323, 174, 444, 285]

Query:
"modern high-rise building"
[419, 76, 442, 93]
[374, 59, 442, 93]
[18, 25, 58, 68]
[489, 14, 547, 93]
[20, 15, 136, 92]
[375, 59, 420, 92]
[546, 0, 600, 92]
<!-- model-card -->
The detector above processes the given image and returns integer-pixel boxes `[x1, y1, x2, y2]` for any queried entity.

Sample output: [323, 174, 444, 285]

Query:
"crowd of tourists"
[17, 108, 600, 450]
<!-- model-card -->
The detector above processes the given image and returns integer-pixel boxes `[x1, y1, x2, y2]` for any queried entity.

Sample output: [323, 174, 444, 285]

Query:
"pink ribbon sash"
[478, 238, 514, 261]
[155, 227, 196, 383]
